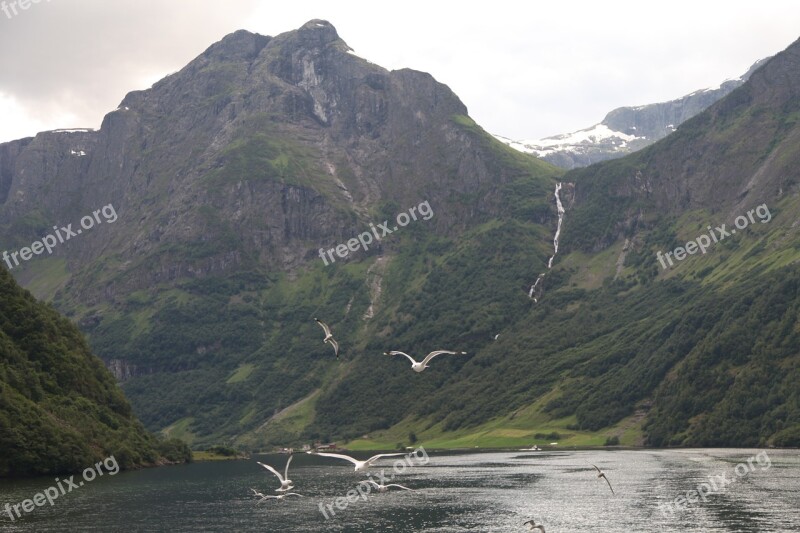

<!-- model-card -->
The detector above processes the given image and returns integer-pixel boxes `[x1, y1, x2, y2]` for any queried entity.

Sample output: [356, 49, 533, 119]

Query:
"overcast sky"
[0, 0, 798, 143]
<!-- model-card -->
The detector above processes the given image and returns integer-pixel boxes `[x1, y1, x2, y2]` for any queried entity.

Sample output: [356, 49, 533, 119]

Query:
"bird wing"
[603, 475, 615, 495]
[284, 455, 293, 479]
[315, 318, 332, 337]
[367, 453, 406, 464]
[328, 338, 339, 358]
[421, 350, 460, 366]
[258, 496, 278, 501]
[387, 351, 418, 365]
[284, 493, 304, 497]
[386, 484, 414, 491]
[257, 461, 285, 482]
[250, 488, 264, 497]
[590, 464, 602, 474]
[314, 452, 360, 465]
[360, 480, 381, 488]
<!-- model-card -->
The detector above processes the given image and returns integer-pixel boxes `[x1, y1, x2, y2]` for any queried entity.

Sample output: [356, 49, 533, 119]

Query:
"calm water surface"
[0, 449, 798, 532]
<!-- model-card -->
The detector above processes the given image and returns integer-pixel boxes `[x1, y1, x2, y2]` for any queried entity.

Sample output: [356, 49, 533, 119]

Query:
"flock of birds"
[251, 451, 415, 500]
[247, 318, 615, 530]
[251, 451, 615, 531]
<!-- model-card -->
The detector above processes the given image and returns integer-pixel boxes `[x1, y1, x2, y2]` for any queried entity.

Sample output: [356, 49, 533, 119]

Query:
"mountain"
[0, 20, 562, 448]
[1, 22, 799, 451]
[0, 266, 190, 477]
[497, 58, 770, 169]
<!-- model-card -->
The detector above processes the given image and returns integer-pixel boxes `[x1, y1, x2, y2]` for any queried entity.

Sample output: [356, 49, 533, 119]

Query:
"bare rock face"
[0, 20, 555, 305]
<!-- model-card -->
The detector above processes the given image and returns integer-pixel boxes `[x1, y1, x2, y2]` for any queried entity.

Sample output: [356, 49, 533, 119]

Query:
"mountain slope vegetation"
[0, 23, 798, 450]
[0, 267, 190, 477]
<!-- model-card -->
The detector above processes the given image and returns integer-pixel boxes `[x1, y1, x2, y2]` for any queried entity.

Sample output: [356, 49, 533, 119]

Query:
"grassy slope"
[15, 50, 800, 452]
[83, 109, 800, 451]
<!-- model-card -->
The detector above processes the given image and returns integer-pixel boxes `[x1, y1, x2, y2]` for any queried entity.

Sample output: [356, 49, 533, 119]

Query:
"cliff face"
[566, 38, 800, 252]
[2, 22, 798, 450]
[0, 21, 561, 444]
[0, 20, 555, 303]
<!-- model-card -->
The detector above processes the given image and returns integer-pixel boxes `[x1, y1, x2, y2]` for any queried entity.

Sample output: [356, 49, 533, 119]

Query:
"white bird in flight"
[308, 450, 406, 472]
[591, 463, 615, 495]
[384, 350, 467, 373]
[257, 456, 294, 492]
[314, 318, 339, 358]
[250, 488, 303, 502]
[360, 480, 415, 493]
[523, 519, 546, 532]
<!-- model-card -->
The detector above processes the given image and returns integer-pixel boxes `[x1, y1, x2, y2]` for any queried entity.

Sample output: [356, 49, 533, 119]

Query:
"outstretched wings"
[257, 461, 285, 482]
[366, 452, 406, 465]
[312, 452, 361, 466]
[328, 338, 339, 358]
[386, 484, 415, 491]
[314, 318, 332, 337]
[284, 455, 293, 479]
[601, 474, 615, 495]
[421, 350, 465, 367]
[386, 351, 418, 365]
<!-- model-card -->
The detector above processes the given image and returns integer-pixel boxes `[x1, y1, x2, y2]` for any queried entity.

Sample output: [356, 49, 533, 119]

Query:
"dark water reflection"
[0, 449, 797, 532]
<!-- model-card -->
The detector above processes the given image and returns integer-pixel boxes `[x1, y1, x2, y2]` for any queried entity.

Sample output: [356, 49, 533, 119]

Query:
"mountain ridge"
[498, 57, 771, 169]
[1, 22, 798, 451]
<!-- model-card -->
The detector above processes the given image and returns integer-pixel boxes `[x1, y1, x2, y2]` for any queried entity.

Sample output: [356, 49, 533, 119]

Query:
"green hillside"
[0, 267, 191, 477]
[2, 24, 799, 452]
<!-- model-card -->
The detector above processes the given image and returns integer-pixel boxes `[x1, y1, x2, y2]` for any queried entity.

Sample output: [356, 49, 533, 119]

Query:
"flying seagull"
[257, 456, 294, 492]
[523, 519, 546, 532]
[314, 318, 339, 358]
[591, 463, 615, 495]
[384, 350, 467, 373]
[308, 450, 406, 472]
[360, 480, 415, 493]
[250, 488, 304, 502]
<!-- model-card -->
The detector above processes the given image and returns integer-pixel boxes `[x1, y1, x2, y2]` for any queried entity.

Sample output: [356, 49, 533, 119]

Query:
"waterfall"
[529, 182, 565, 301]
[548, 183, 565, 268]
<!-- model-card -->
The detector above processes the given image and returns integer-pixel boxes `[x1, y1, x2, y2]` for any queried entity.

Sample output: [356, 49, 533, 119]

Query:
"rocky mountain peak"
[295, 19, 341, 44]
[201, 29, 271, 62]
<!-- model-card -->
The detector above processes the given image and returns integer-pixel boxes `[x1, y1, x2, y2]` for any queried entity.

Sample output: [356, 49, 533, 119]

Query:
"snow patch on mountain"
[495, 123, 643, 158]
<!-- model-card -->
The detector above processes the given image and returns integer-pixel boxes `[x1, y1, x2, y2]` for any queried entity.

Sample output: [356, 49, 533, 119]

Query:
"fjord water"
[1, 449, 797, 532]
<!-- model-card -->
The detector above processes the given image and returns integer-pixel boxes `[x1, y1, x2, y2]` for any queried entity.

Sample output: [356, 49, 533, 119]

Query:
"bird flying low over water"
[360, 480, 415, 493]
[257, 456, 294, 492]
[314, 318, 339, 358]
[250, 488, 303, 502]
[308, 450, 406, 472]
[523, 519, 546, 532]
[591, 463, 615, 495]
[385, 350, 467, 373]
